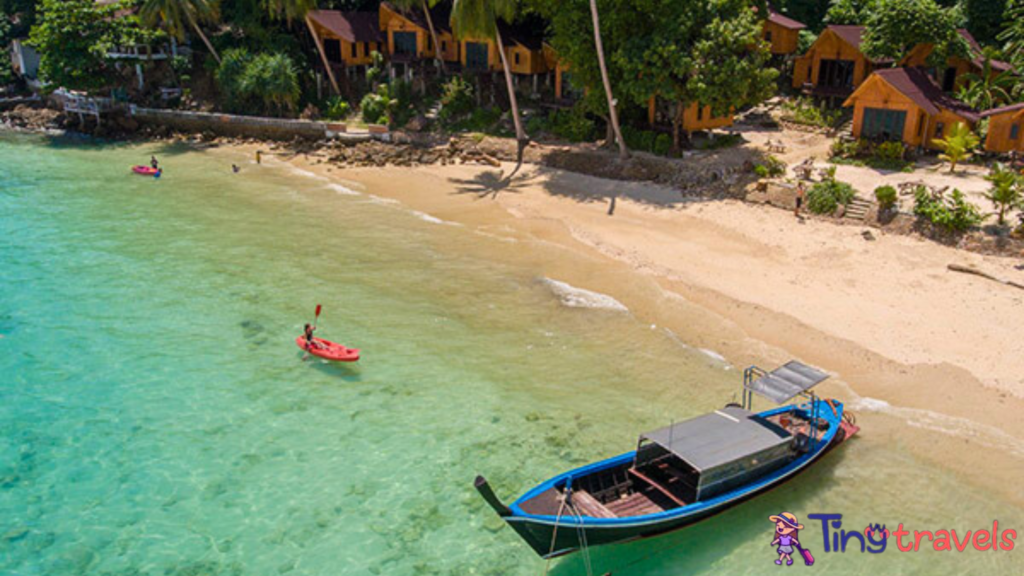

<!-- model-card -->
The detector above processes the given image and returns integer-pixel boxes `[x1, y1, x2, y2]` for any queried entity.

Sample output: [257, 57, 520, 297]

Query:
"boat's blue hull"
[497, 401, 854, 558]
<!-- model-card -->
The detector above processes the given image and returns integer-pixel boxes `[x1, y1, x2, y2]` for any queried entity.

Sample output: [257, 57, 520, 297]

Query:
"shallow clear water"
[1, 133, 1021, 575]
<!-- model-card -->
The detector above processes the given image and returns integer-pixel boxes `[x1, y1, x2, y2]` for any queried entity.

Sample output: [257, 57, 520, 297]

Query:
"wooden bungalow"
[378, 2, 458, 67]
[842, 67, 979, 150]
[981, 103, 1024, 154]
[762, 6, 806, 56]
[792, 25, 888, 97]
[648, 99, 734, 134]
[900, 29, 1014, 92]
[306, 10, 384, 95]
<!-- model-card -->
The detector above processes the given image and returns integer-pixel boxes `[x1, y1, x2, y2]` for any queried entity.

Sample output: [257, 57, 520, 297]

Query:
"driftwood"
[947, 264, 1024, 291]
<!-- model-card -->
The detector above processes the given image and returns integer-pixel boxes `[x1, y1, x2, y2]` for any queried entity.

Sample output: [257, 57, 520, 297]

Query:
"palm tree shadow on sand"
[544, 449, 852, 576]
[449, 170, 539, 199]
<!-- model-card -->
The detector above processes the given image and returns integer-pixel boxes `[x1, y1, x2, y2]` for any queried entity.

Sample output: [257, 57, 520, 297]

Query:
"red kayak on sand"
[295, 336, 360, 362]
[132, 165, 161, 177]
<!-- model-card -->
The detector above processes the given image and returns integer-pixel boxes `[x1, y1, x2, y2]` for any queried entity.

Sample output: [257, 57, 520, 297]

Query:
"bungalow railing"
[106, 44, 173, 60]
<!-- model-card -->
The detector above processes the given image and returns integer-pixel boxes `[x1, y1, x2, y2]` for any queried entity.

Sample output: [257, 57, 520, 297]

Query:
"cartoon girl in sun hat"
[770, 512, 804, 566]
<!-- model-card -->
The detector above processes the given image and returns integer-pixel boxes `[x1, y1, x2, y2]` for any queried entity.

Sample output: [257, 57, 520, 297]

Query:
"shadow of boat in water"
[306, 355, 363, 382]
[547, 448, 851, 576]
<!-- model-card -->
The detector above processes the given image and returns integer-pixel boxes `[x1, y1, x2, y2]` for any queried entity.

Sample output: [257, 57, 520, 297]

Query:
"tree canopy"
[860, 0, 970, 65]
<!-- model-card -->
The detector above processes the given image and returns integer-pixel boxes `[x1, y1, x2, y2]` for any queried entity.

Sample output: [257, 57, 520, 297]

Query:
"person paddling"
[150, 156, 159, 170]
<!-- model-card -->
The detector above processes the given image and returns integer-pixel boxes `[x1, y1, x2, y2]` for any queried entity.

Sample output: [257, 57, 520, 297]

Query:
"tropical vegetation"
[984, 163, 1023, 226]
[931, 122, 980, 173]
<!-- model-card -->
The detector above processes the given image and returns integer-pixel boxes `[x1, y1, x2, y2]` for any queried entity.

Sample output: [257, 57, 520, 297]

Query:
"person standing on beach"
[795, 183, 806, 218]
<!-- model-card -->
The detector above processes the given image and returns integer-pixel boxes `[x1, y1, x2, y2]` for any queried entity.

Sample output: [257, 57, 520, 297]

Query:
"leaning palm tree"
[589, 0, 627, 159]
[140, 0, 222, 64]
[451, 0, 528, 172]
[392, 0, 447, 74]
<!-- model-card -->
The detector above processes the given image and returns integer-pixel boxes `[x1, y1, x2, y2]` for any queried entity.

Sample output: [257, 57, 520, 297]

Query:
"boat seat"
[628, 467, 687, 507]
[570, 490, 617, 519]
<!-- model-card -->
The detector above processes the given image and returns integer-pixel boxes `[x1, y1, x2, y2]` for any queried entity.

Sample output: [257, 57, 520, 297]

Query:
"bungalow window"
[351, 42, 358, 59]
[442, 40, 447, 53]
[466, 42, 489, 71]
[862, 107, 906, 141]
[765, 31, 773, 44]
[935, 122, 945, 138]
[818, 59, 855, 89]
[324, 39, 342, 64]
[1011, 123, 1020, 140]
[393, 31, 417, 56]
[514, 52, 521, 65]
[697, 106, 704, 121]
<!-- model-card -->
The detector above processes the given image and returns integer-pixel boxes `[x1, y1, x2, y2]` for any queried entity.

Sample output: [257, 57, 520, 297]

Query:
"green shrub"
[548, 106, 596, 142]
[361, 83, 398, 125]
[782, 97, 842, 129]
[216, 48, 253, 111]
[914, 188, 984, 232]
[807, 169, 855, 215]
[439, 76, 475, 122]
[754, 164, 770, 178]
[216, 49, 299, 115]
[754, 155, 786, 178]
[874, 185, 898, 210]
[874, 141, 905, 162]
[653, 133, 673, 156]
[323, 97, 350, 121]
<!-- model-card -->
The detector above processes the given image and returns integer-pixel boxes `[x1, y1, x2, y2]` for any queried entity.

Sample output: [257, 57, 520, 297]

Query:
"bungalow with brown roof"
[792, 25, 889, 97]
[842, 67, 980, 150]
[901, 29, 1015, 92]
[762, 6, 806, 55]
[981, 103, 1024, 154]
[306, 10, 384, 94]
[378, 2, 458, 67]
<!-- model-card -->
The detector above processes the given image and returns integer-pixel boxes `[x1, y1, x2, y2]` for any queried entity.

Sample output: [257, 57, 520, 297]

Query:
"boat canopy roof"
[639, 406, 792, 473]
[745, 361, 829, 404]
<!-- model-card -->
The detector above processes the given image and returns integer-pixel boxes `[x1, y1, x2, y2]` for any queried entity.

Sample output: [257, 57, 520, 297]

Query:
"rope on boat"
[541, 489, 570, 576]
[567, 501, 595, 576]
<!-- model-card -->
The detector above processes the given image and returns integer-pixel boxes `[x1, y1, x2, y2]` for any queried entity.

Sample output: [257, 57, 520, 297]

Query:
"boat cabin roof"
[639, 406, 792, 473]
[746, 360, 829, 404]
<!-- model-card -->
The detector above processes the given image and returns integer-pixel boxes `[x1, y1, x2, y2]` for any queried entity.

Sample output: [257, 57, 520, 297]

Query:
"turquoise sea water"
[1, 132, 1022, 576]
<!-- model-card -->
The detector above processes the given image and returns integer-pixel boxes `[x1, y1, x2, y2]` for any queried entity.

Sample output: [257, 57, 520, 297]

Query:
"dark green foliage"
[438, 76, 475, 122]
[807, 167, 855, 214]
[216, 48, 300, 115]
[824, 0, 876, 25]
[1000, 0, 1024, 98]
[0, 13, 12, 84]
[830, 138, 914, 171]
[774, 0, 832, 32]
[963, 0, 1006, 46]
[861, 0, 970, 65]
[797, 30, 818, 54]
[914, 187, 984, 232]
[874, 185, 898, 210]
[28, 0, 160, 91]
[547, 106, 597, 142]
[754, 154, 786, 177]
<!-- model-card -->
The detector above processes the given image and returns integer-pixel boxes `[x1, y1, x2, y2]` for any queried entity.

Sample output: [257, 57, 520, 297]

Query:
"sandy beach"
[270, 150, 1024, 504]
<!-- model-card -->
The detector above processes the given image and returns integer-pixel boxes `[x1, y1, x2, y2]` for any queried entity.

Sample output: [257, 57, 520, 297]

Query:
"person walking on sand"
[794, 183, 806, 218]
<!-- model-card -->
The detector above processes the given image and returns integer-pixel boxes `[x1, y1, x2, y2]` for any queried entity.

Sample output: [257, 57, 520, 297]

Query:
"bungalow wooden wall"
[792, 29, 872, 89]
[984, 110, 1024, 153]
[646, 99, 733, 130]
[309, 21, 380, 67]
[763, 21, 799, 55]
[506, 44, 547, 75]
[429, 31, 460, 62]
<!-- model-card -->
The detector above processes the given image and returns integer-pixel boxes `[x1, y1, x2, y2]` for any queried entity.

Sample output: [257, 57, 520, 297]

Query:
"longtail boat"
[475, 361, 859, 558]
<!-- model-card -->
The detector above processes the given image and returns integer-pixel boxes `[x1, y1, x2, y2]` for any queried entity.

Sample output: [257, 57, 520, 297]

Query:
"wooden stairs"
[843, 197, 873, 222]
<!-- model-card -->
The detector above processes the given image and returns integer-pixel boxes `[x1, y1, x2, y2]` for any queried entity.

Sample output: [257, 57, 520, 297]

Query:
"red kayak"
[132, 165, 161, 177]
[295, 336, 360, 362]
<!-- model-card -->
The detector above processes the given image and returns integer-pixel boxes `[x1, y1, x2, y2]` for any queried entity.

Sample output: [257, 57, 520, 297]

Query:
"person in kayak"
[303, 323, 322, 350]
[150, 156, 159, 170]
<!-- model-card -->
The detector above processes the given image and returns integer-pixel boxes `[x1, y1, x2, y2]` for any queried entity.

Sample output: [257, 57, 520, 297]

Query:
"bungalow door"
[466, 42, 489, 71]
[324, 39, 342, 65]
[818, 59, 855, 89]
[393, 31, 417, 56]
[861, 107, 907, 142]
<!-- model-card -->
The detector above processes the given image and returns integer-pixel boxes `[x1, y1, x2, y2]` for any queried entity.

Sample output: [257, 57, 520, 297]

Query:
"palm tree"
[984, 162, 1022, 226]
[263, 0, 317, 23]
[451, 0, 529, 171]
[931, 122, 980, 173]
[955, 52, 1015, 110]
[392, 0, 447, 74]
[140, 0, 222, 64]
[589, 0, 627, 159]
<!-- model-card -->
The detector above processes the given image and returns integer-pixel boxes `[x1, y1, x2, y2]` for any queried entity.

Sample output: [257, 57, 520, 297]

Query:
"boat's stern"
[474, 476, 556, 557]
